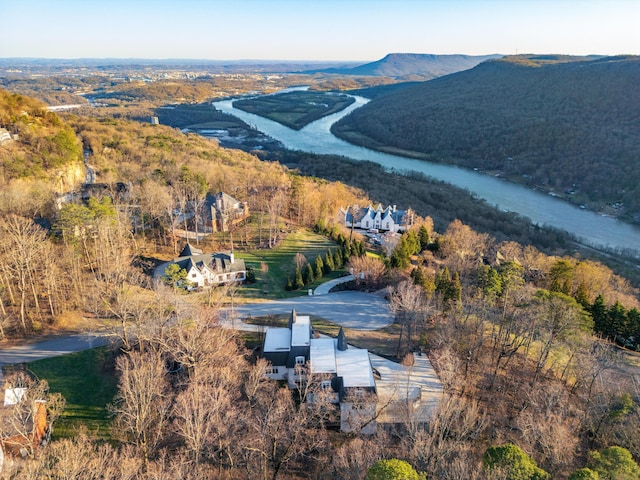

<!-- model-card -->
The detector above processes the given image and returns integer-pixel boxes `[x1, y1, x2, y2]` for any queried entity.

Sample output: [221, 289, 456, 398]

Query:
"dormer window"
[295, 356, 305, 366]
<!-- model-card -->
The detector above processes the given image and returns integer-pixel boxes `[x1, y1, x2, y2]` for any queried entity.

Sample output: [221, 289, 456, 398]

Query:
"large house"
[340, 204, 414, 233]
[208, 192, 250, 233]
[165, 243, 246, 288]
[263, 310, 378, 434]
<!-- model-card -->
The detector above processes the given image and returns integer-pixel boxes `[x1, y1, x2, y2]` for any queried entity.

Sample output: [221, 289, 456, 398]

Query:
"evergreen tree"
[294, 267, 304, 290]
[303, 263, 315, 285]
[590, 294, 608, 337]
[478, 265, 502, 302]
[448, 271, 462, 305]
[323, 250, 334, 274]
[608, 301, 628, 340]
[314, 255, 324, 279]
[483, 444, 550, 480]
[333, 248, 343, 268]
[418, 224, 430, 251]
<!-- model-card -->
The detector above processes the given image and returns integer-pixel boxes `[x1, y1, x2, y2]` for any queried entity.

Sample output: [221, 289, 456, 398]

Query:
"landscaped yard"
[25, 346, 118, 440]
[237, 229, 347, 299]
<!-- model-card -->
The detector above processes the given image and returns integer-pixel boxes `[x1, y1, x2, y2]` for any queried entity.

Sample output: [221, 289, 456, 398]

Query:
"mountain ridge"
[306, 52, 502, 79]
[331, 55, 640, 222]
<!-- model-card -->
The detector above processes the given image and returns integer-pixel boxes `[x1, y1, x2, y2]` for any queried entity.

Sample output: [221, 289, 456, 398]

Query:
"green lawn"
[237, 229, 346, 299]
[26, 346, 118, 440]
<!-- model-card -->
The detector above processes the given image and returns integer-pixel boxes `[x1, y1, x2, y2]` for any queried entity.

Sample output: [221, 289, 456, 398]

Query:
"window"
[295, 356, 305, 366]
[192, 274, 197, 278]
[320, 380, 332, 390]
[265, 367, 279, 375]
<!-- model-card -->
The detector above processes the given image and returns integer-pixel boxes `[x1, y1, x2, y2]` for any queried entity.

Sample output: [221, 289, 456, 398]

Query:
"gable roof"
[179, 243, 203, 257]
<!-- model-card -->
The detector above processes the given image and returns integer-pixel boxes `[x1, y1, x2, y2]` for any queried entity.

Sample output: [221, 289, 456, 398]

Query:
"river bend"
[213, 96, 640, 256]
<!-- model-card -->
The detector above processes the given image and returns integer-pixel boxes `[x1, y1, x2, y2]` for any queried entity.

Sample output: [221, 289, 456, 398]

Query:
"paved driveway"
[229, 291, 393, 331]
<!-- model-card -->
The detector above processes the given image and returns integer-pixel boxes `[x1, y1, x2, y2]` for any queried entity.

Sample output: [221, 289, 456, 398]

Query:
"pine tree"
[333, 249, 343, 268]
[294, 267, 304, 290]
[324, 250, 334, 274]
[314, 255, 324, 279]
[590, 294, 608, 337]
[418, 224, 430, 251]
[303, 263, 315, 285]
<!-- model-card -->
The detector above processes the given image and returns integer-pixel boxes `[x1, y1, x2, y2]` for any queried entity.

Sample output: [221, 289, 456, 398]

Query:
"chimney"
[230, 251, 235, 264]
[393, 205, 397, 212]
[337, 327, 348, 351]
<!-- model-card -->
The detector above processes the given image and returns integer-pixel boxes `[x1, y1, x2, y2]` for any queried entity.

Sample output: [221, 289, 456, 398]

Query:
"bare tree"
[390, 280, 430, 356]
[349, 255, 387, 289]
[109, 349, 171, 469]
[0, 214, 49, 331]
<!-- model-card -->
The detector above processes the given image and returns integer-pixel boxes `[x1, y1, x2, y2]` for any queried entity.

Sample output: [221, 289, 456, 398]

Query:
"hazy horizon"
[1, 0, 638, 62]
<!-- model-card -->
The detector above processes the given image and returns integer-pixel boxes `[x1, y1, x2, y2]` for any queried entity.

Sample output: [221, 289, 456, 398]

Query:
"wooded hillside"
[0, 89, 84, 189]
[332, 55, 640, 223]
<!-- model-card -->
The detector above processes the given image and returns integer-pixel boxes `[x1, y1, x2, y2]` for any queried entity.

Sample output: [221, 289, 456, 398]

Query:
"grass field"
[26, 346, 118, 440]
[237, 229, 346, 299]
[233, 91, 355, 130]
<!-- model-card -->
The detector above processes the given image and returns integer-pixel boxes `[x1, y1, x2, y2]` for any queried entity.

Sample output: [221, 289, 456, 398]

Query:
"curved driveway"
[230, 291, 393, 331]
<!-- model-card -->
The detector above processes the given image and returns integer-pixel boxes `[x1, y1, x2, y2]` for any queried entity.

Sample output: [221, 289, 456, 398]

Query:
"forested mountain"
[309, 53, 501, 80]
[332, 55, 640, 222]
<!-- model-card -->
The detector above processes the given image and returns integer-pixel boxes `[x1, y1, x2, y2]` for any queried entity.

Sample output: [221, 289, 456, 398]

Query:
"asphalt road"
[0, 334, 110, 365]
[229, 291, 394, 331]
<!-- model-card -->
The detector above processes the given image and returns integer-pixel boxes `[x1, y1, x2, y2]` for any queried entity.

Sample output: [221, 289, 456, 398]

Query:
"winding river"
[213, 95, 640, 257]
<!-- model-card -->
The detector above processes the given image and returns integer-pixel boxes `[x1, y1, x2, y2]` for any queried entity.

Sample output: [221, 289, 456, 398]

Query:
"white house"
[263, 310, 377, 434]
[341, 204, 414, 233]
[165, 243, 246, 288]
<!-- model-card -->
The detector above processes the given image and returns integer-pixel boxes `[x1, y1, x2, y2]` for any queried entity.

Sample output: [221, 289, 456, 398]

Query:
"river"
[213, 95, 640, 257]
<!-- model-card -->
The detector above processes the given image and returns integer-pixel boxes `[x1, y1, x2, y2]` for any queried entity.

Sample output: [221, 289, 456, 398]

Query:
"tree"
[483, 444, 550, 480]
[391, 231, 420, 269]
[324, 250, 335, 274]
[0, 214, 50, 331]
[529, 290, 592, 384]
[350, 255, 387, 288]
[570, 469, 600, 480]
[294, 267, 304, 290]
[314, 255, 324, 279]
[109, 350, 171, 469]
[163, 263, 188, 288]
[418, 225, 430, 251]
[390, 280, 428, 356]
[589, 446, 640, 480]
[366, 459, 424, 480]
[303, 263, 315, 285]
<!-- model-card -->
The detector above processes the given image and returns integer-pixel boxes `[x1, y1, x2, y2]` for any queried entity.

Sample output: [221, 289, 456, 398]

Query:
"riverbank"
[212, 95, 640, 258]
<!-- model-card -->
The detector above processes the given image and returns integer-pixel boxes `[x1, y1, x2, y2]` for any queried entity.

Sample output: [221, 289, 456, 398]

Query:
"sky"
[0, 0, 638, 61]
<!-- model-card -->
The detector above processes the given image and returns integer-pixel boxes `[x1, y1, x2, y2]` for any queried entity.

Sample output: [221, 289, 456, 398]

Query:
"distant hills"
[331, 55, 640, 223]
[305, 53, 502, 80]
